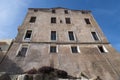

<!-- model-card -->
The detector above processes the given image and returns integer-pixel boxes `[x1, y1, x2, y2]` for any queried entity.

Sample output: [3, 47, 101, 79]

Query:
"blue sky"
[0, 0, 120, 52]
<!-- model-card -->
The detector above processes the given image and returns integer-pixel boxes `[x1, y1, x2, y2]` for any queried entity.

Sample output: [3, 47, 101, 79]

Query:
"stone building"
[0, 7, 120, 80]
[0, 39, 13, 52]
[0, 39, 13, 63]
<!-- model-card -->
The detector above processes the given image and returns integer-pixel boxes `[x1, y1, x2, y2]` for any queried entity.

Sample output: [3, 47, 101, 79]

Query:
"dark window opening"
[24, 30, 32, 40]
[71, 46, 78, 53]
[60, 20, 62, 23]
[51, 31, 56, 40]
[98, 46, 105, 53]
[52, 10, 56, 13]
[50, 46, 56, 53]
[81, 11, 89, 14]
[51, 17, 56, 23]
[65, 18, 71, 24]
[17, 46, 28, 57]
[85, 18, 91, 24]
[29, 17, 36, 23]
[65, 10, 68, 14]
[0, 47, 2, 51]
[91, 32, 99, 41]
[34, 9, 38, 12]
[68, 31, 75, 40]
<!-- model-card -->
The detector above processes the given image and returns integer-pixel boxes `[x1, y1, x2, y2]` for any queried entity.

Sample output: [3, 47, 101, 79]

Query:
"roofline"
[28, 7, 91, 12]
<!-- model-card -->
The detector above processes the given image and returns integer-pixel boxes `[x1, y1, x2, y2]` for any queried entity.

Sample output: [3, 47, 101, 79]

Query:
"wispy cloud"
[0, 0, 31, 39]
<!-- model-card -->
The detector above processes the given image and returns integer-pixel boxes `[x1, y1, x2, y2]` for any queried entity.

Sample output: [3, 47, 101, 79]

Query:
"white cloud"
[0, 0, 31, 39]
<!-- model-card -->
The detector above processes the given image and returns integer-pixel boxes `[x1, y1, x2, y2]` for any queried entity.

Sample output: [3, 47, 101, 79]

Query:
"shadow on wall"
[24, 66, 102, 80]
[25, 66, 71, 79]
[0, 54, 23, 74]
[0, 52, 4, 62]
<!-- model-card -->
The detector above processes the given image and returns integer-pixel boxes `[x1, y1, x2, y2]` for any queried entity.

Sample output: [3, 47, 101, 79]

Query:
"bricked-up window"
[50, 46, 56, 53]
[98, 46, 108, 53]
[51, 31, 56, 40]
[29, 17, 36, 23]
[52, 9, 56, 13]
[65, 18, 71, 24]
[71, 46, 78, 53]
[84, 18, 91, 24]
[68, 31, 75, 40]
[51, 17, 56, 23]
[64, 10, 68, 14]
[91, 32, 99, 41]
[24, 30, 32, 40]
[17, 45, 28, 57]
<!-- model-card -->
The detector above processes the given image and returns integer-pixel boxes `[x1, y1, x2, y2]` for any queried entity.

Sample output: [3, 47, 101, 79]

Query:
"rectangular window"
[34, 9, 38, 12]
[0, 47, 2, 51]
[50, 46, 56, 53]
[68, 31, 75, 40]
[65, 18, 71, 24]
[51, 17, 56, 23]
[98, 46, 108, 53]
[71, 46, 78, 53]
[29, 17, 36, 23]
[17, 45, 28, 57]
[52, 9, 56, 13]
[60, 20, 62, 23]
[51, 31, 56, 40]
[64, 10, 68, 14]
[24, 30, 32, 40]
[91, 32, 99, 41]
[85, 18, 91, 24]
[81, 11, 89, 14]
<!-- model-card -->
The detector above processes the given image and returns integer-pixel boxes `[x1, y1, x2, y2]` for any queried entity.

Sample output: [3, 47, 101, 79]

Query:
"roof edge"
[28, 7, 91, 12]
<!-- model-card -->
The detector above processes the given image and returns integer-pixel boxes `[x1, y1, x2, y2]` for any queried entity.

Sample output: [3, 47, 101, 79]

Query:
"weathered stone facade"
[0, 39, 13, 63]
[0, 7, 120, 80]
